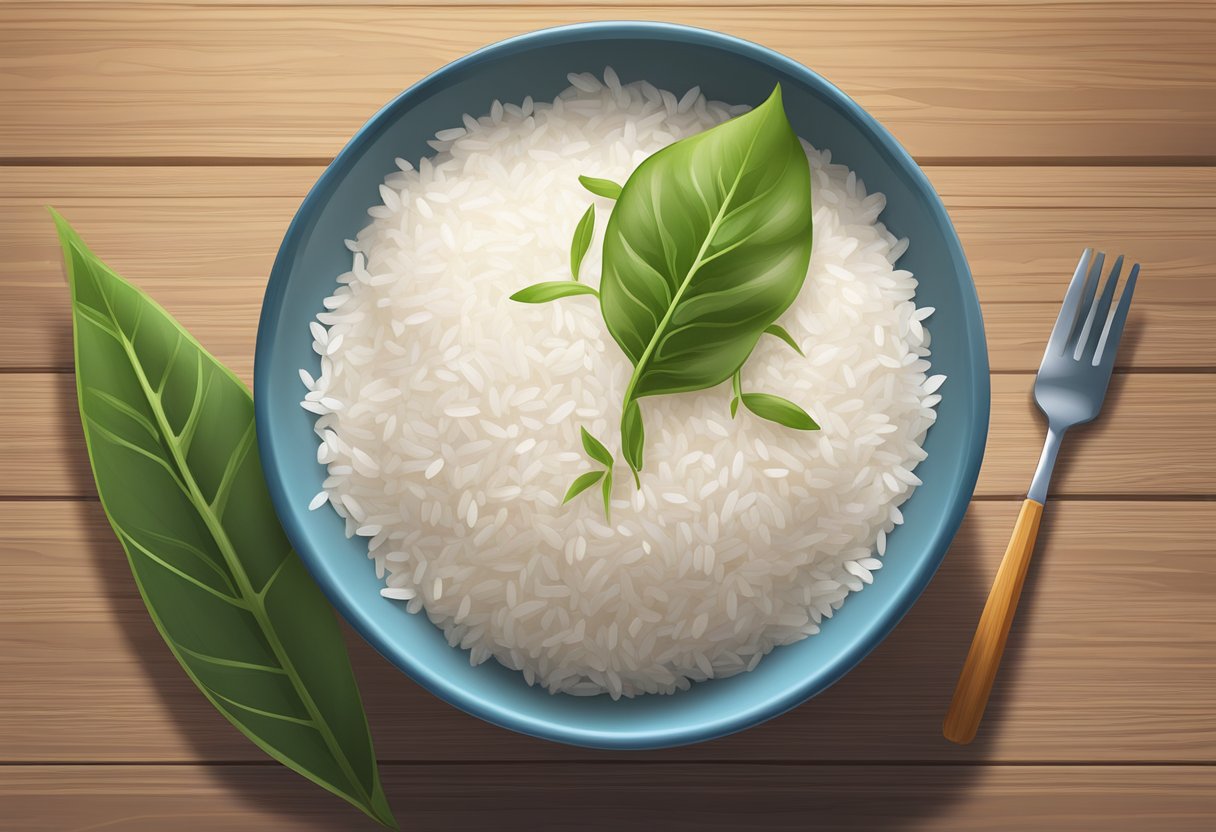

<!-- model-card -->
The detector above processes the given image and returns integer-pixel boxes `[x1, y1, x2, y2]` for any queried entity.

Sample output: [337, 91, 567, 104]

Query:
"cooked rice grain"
[302, 70, 941, 698]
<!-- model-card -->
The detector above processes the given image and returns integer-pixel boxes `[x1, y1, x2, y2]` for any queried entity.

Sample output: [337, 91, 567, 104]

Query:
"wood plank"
[1, 4, 1213, 160]
[34, 0, 1187, 6]
[1, 764, 1214, 832]
[981, 373, 1215, 495]
[10, 165, 1216, 206]
[924, 167, 1216, 210]
[5, 373, 1212, 498]
[3, 500, 1213, 762]
[5, 166, 1213, 375]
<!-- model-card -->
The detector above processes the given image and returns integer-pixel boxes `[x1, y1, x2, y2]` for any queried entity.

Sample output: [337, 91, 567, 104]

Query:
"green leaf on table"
[764, 323, 805, 356]
[563, 470, 604, 504]
[578, 175, 622, 200]
[569, 203, 596, 281]
[52, 210, 397, 830]
[510, 281, 599, 304]
[580, 426, 613, 469]
[598, 84, 813, 479]
[741, 392, 819, 431]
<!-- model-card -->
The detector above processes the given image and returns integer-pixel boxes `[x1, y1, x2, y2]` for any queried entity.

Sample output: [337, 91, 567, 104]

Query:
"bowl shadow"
[85, 478, 999, 831]
[65, 348, 1012, 830]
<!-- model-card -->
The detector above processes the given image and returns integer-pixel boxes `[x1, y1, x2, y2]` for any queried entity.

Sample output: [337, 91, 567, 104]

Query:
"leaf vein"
[85, 386, 159, 442]
[157, 330, 185, 396]
[174, 642, 288, 675]
[211, 420, 256, 517]
[178, 351, 210, 453]
[133, 524, 238, 596]
[257, 550, 295, 600]
[119, 529, 247, 609]
[85, 415, 189, 494]
[210, 689, 317, 729]
[74, 303, 124, 341]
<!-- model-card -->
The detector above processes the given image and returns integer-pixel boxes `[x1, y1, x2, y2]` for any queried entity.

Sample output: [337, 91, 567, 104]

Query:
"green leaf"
[579, 175, 623, 200]
[730, 397, 740, 418]
[569, 204, 596, 281]
[563, 470, 604, 504]
[621, 400, 644, 484]
[741, 393, 819, 431]
[764, 323, 805, 356]
[601, 469, 613, 522]
[580, 426, 613, 469]
[510, 281, 599, 303]
[599, 85, 813, 473]
[52, 210, 397, 830]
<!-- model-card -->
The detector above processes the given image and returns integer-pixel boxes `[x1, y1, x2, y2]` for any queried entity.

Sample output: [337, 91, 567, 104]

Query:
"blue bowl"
[255, 21, 989, 749]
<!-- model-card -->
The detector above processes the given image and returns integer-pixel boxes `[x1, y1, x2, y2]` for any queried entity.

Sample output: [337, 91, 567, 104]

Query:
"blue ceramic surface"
[255, 22, 989, 749]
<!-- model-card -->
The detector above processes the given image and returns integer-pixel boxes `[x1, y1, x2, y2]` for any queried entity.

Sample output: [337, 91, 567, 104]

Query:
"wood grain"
[10, 165, 1216, 205]
[2, 764, 1214, 832]
[5, 167, 1213, 375]
[3, 500, 1214, 763]
[1, 3, 1213, 161]
[33, 0, 1190, 6]
[5, 372, 1213, 498]
[2, 2, 1214, 826]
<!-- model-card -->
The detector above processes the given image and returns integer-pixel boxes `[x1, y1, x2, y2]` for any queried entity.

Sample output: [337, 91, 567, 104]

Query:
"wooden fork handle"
[943, 499, 1044, 745]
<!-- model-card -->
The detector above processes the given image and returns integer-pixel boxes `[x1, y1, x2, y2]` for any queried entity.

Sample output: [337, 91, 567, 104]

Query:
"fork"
[942, 249, 1139, 745]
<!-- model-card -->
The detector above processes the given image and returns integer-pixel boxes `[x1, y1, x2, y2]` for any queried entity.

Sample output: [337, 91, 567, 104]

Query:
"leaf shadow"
[85, 496, 378, 828]
[47, 262, 376, 826]
[65, 421, 377, 828]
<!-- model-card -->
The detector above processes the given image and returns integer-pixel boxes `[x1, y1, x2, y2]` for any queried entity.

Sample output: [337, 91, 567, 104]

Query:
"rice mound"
[300, 69, 943, 698]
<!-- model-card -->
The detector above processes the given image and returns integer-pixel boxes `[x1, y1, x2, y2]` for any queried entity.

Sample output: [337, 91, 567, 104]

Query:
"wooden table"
[2, 2, 1214, 829]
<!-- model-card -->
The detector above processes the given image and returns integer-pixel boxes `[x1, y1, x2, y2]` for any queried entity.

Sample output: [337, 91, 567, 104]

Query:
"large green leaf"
[53, 210, 396, 829]
[598, 85, 813, 475]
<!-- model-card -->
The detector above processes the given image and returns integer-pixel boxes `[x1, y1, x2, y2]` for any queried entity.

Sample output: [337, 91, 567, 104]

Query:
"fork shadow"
[962, 335, 1146, 763]
[1112, 317, 1147, 371]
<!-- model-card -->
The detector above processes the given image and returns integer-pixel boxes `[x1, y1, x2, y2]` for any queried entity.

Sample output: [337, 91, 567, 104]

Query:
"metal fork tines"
[1028, 249, 1139, 502]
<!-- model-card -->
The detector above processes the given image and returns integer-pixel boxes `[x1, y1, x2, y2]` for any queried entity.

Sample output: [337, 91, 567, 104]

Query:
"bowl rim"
[255, 20, 990, 749]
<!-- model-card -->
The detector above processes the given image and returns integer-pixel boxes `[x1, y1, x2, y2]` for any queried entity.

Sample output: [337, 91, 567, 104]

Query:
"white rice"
[302, 70, 941, 698]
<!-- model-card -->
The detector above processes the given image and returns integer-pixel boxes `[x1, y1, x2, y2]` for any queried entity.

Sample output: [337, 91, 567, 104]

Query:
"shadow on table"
[75, 358, 1098, 829]
[86, 518, 1027, 831]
